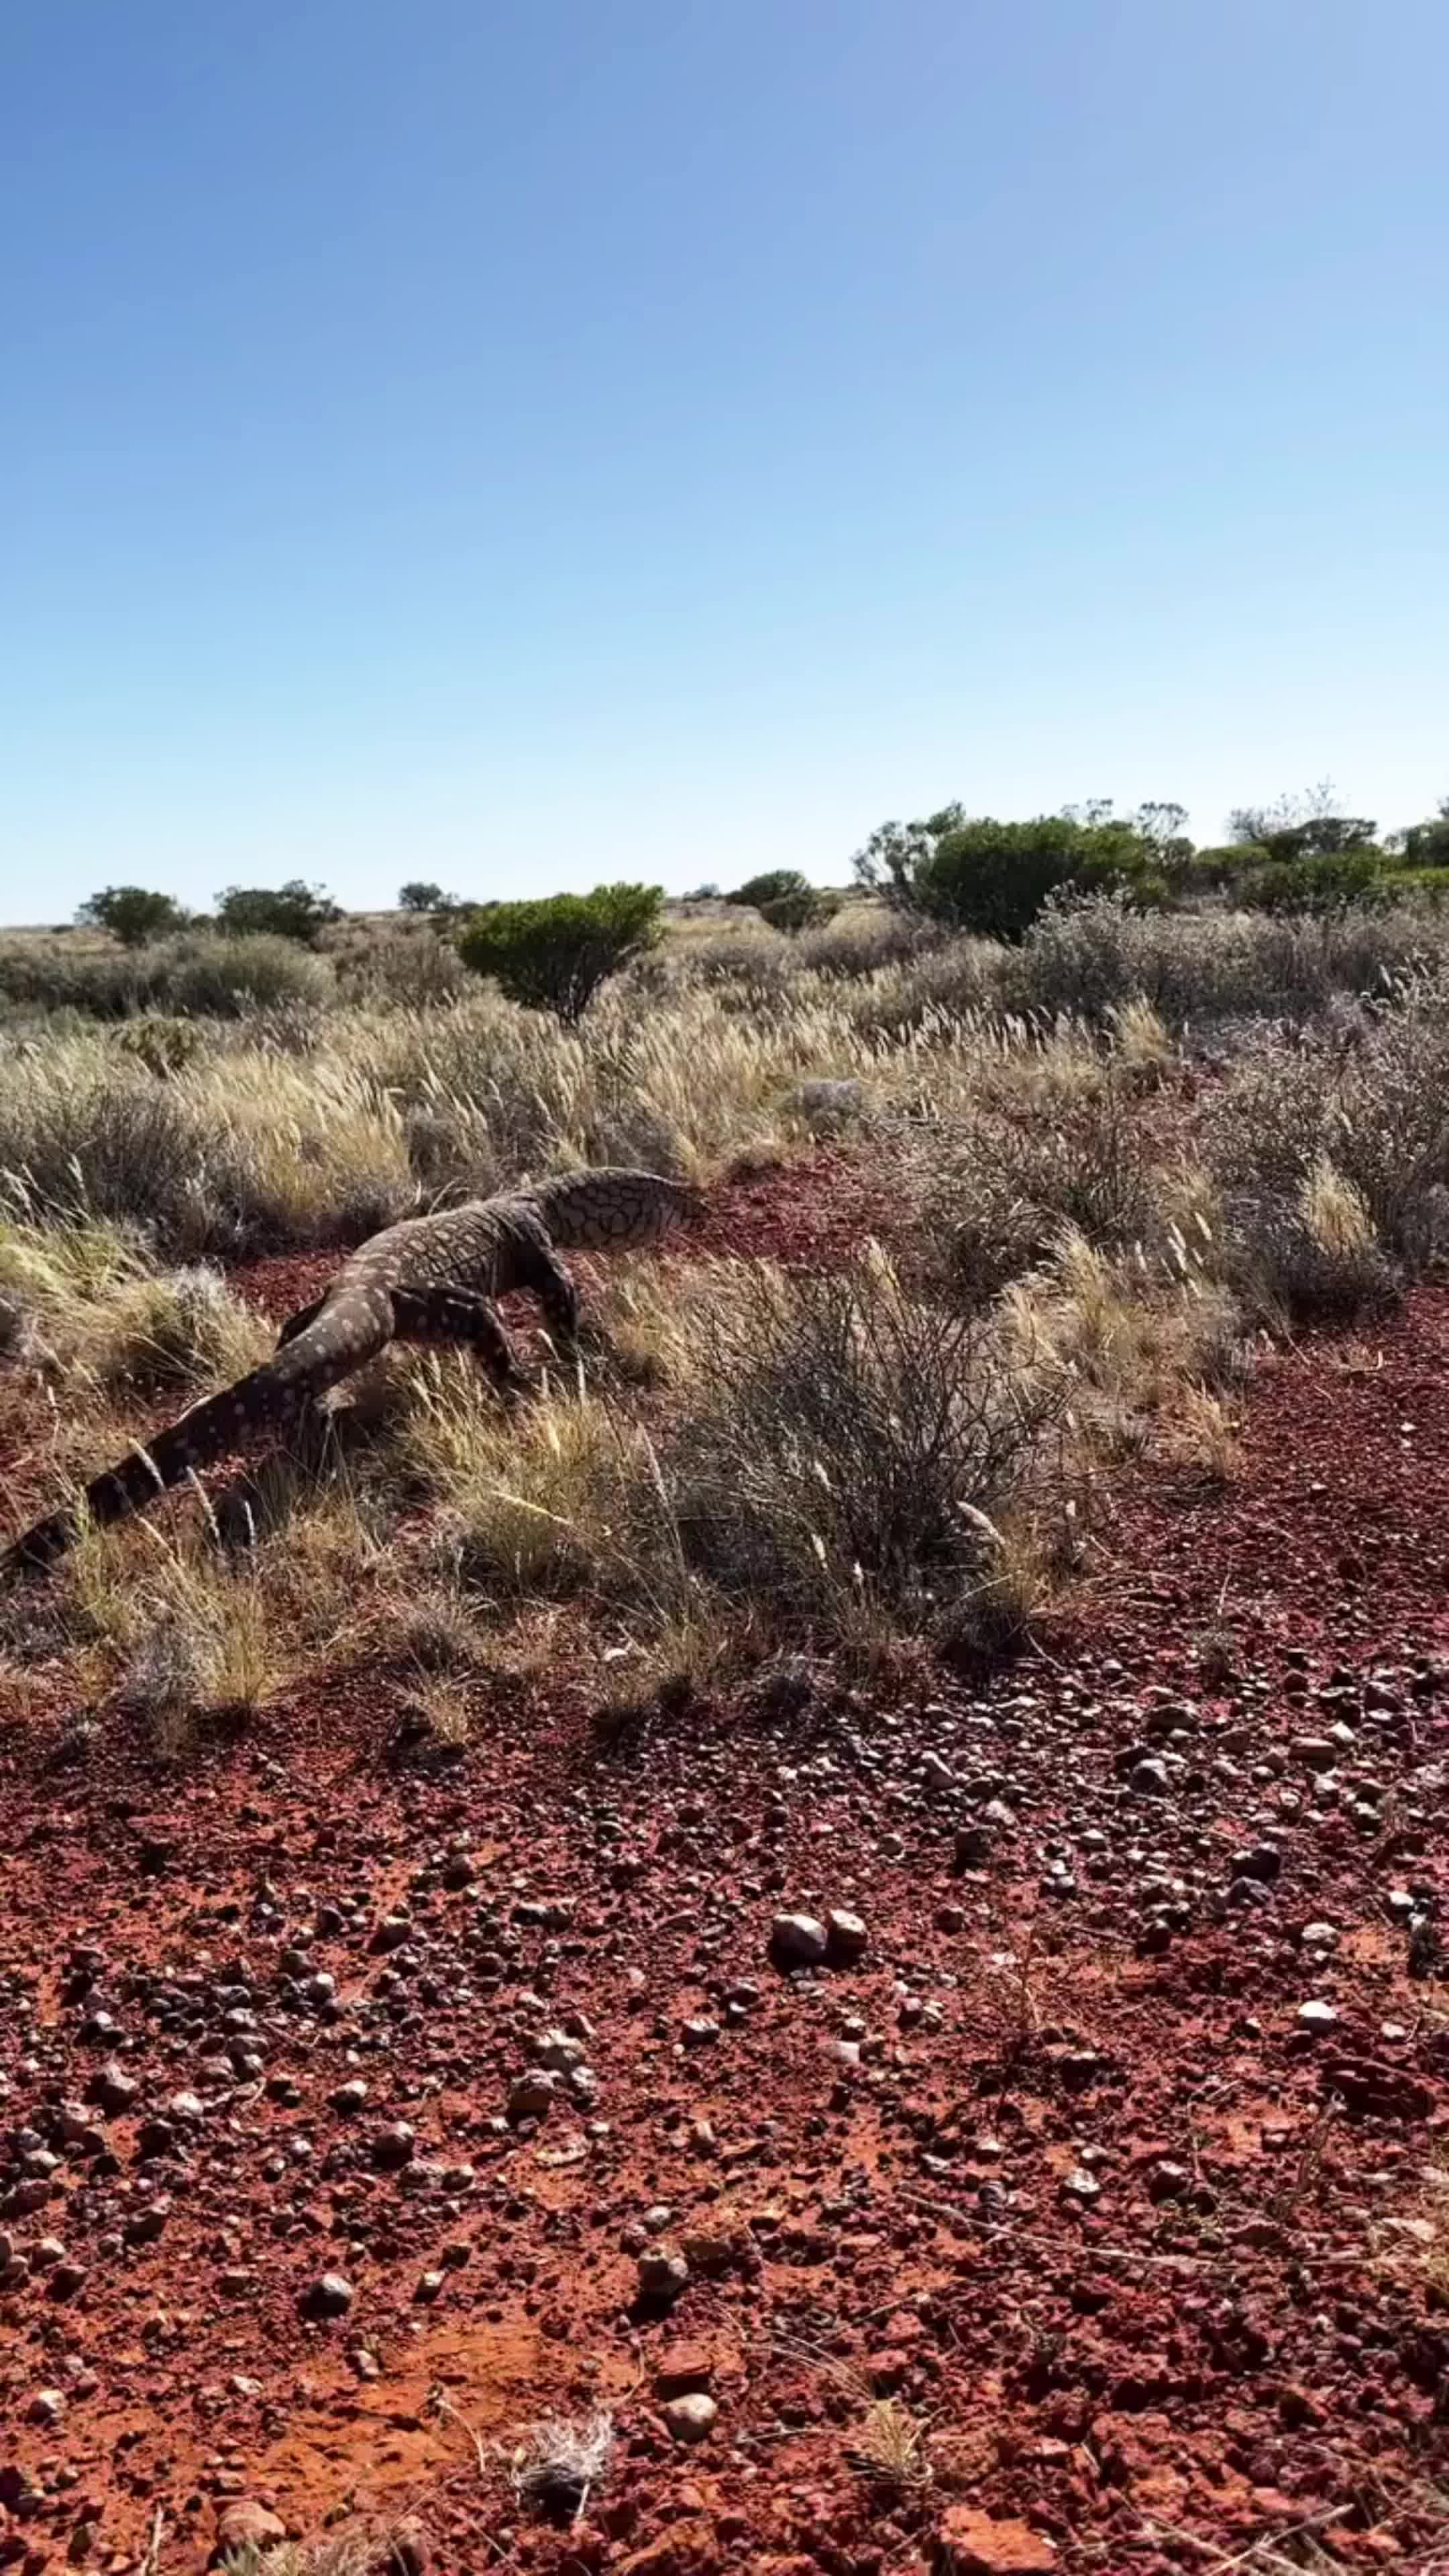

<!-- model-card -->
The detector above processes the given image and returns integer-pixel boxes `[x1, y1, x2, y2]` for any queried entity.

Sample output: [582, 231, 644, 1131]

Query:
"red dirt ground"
[2, 1156, 1447, 2576]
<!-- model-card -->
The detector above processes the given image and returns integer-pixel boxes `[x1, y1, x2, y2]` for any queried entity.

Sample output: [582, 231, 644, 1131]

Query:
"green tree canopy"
[215, 880, 342, 943]
[78, 886, 188, 948]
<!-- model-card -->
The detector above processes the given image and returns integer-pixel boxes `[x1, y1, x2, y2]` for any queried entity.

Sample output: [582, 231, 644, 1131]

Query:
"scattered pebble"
[662, 2391, 718, 2443]
[769, 1911, 828, 1968]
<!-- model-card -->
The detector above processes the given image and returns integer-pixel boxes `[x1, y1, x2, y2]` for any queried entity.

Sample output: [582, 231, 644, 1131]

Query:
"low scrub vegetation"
[7, 845, 1449, 1731]
[854, 785, 1449, 938]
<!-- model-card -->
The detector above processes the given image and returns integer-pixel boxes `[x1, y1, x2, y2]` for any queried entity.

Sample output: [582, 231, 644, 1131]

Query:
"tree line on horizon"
[60, 780, 1449, 1024]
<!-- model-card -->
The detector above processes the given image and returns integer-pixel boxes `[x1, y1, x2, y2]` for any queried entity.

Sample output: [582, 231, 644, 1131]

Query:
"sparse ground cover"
[1, 899, 1447, 2575]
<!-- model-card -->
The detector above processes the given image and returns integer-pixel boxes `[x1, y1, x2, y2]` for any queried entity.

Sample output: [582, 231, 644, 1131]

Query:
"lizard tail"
[3, 1287, 394, 1575]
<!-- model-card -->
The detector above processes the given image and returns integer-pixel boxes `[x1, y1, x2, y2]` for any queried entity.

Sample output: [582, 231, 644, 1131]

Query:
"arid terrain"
[2, 900, 1448, 2576]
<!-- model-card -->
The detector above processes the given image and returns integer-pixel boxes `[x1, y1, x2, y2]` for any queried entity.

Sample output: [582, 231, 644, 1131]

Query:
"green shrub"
[398, 881, 445, 914]
[726, 869, 836, 930]
[853, 808, 1159, 941]
[727, 868, 810, 910]
[215, 880, 341, 944]
[1375, 866, 1449, 902]
[78, 886, 189, 947]
[455, 884, 663, 1023]
[851, 806, 969, 910]
[766, 889, 841, 933]
[915, 814, 1160, 938]
[1398, 803, 1449, 868]
[1177, 841, 1270, 892]
[1228, 804, 1378, 866]
[1236, 849, 1385, 913]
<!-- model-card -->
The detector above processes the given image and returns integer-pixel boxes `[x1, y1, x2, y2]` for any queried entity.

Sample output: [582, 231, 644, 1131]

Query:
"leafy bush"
[1228, 796, 1378, 865]
[398, 881, 445, 913]
[1175, 841, 1270, 893]
[724, 869, 837, 931]
[851, 805, 969, 909]
[78, 886, 189, 947]
[1236, 848, 1385, 913]
[727, 869, 812, 912]
[456, 883, 663, 1023]
[764, 888, 840, 932]
[215, 880, 341, 944]
[1395, 800, 1449, 869]
[1375, 865, 1449, 902]
[857, 810, 1160, 939]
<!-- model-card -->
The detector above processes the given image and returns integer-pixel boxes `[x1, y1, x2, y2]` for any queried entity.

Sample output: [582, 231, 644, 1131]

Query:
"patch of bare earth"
[1, 1165, 1447, 2575]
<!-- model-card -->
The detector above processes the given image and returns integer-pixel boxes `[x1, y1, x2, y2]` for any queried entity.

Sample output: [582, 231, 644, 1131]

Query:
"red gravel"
[227, 1145, 898, 1328]
[2, 1176, 1447, 2575]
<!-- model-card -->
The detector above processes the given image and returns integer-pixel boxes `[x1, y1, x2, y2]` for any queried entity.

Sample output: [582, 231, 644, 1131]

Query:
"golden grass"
[846, 2398, 933, 2495]
[218, 2523, 428, 2576]
[13, 911, 1449, 1732]
[1301, 1154, 1379, 1258]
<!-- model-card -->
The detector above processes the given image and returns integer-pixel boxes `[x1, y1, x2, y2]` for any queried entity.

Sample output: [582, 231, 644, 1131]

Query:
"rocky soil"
[1, 1165, 1446, 2575]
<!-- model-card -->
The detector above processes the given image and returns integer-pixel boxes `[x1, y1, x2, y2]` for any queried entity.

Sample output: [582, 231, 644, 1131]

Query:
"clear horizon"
[3, 0, 1446, 927]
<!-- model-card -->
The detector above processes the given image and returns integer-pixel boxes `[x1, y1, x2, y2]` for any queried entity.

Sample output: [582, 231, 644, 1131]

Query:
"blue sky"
[2, 0, 1446, 922]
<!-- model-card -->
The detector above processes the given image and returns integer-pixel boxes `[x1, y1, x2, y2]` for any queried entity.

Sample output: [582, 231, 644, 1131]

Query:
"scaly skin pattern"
[3, 1169, 703, 1573]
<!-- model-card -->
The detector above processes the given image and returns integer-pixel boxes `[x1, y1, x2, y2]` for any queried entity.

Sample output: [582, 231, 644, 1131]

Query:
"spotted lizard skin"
[3, 1168, 702, 1572]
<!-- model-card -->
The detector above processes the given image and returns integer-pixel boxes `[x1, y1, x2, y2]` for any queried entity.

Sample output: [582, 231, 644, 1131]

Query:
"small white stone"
[1297, 2000, 1339, 2030]
[663, 2391, 718, 2443]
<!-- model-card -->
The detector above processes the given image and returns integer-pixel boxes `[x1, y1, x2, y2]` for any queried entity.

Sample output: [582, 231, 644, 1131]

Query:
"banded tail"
[4, 1287, 393, 1573]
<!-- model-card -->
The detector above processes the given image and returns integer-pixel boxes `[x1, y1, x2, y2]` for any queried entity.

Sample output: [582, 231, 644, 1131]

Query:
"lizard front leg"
[513, 1239, 581, 1357]
[389, 1287, 531, 1395]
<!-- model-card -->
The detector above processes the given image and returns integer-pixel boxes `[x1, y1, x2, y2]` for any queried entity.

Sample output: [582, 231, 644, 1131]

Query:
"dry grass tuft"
[220, 2520, 427, 2576]
[117, 1554, 282, 1744]
[846, 2397, 933, 2496]
[1170, 1383, 1242, 1483]
[394, 1582, 484, 1673]
[512, 2408, 614, 2516]
[772, 2333, 932, 2498]
[667, 1247, 1065, 1658]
